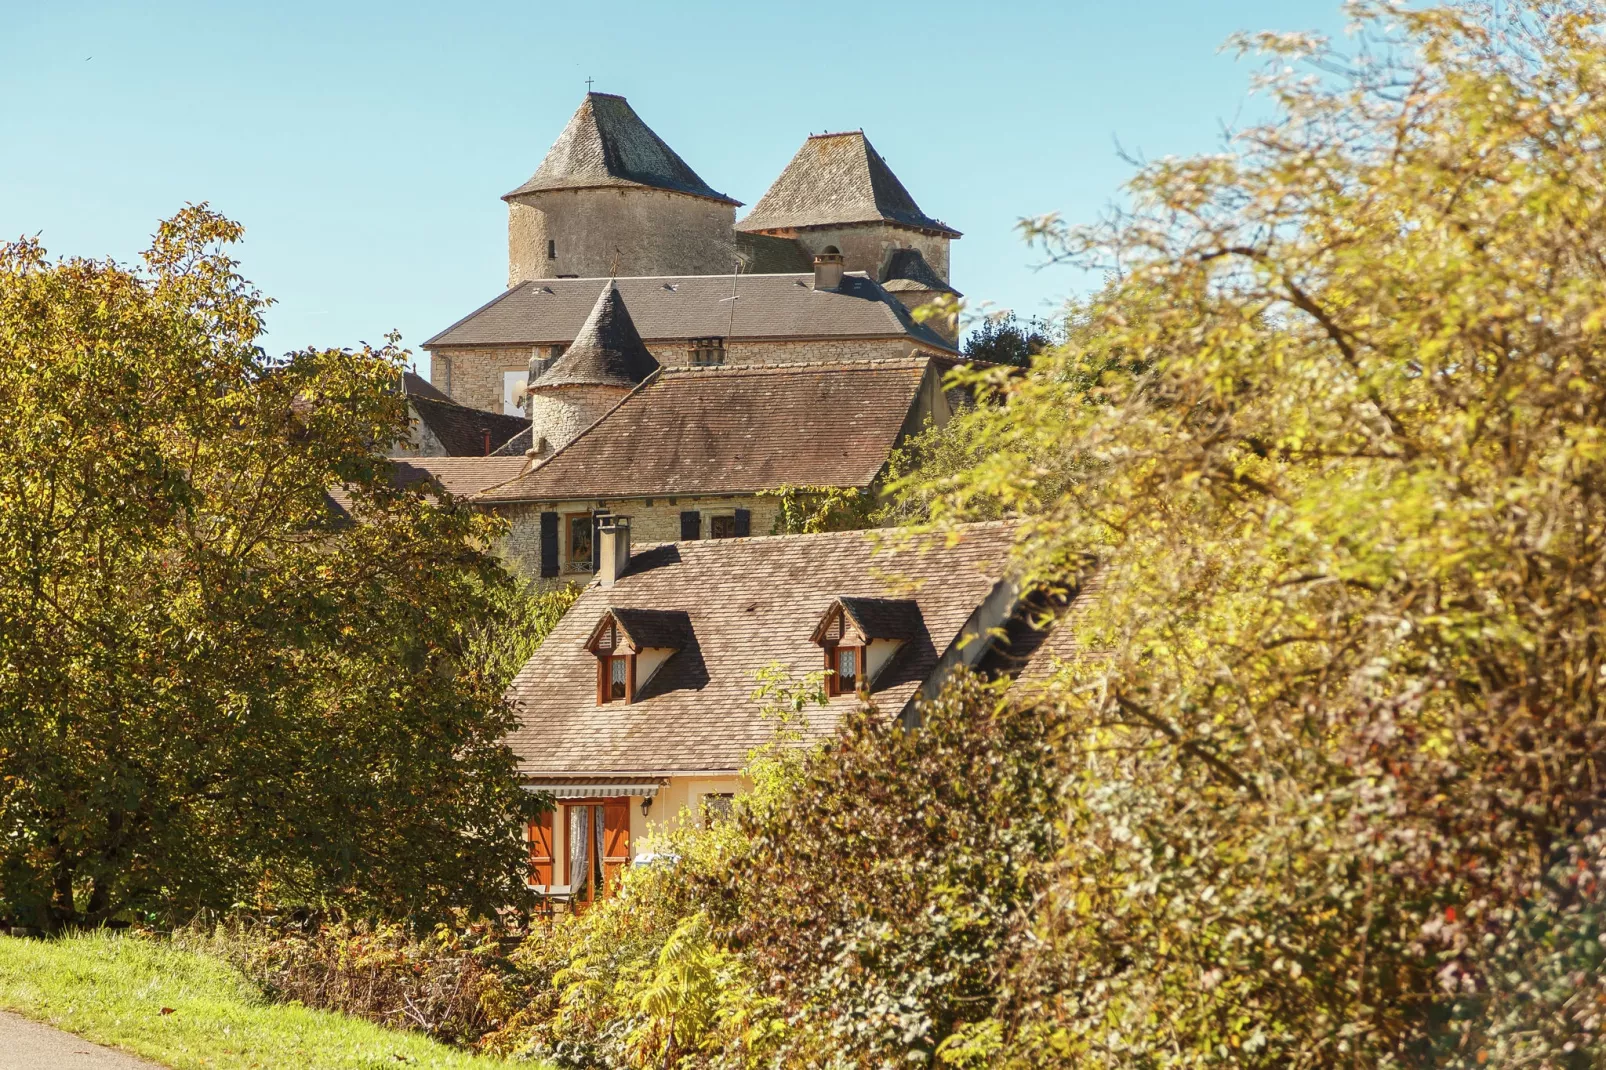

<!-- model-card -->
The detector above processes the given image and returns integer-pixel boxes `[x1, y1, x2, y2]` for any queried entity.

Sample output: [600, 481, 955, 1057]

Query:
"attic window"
[810, 597, 922, 698]
[585, 608, 692, 707]
[689, 337, 725, 368]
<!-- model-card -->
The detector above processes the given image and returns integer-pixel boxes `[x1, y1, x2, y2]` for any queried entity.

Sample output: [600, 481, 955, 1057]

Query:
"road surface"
[0, 1011, 163, 1069]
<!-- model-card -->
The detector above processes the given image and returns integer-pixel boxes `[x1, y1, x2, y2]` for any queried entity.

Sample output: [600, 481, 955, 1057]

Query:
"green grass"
[0, 931, 532, 1070]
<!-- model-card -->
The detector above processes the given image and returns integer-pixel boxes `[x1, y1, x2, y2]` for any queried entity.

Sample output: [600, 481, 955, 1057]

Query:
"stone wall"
[752, 224, 951, 286]
[491, 495, 787, 583]
[526, 384, 630, 459]
[508, 188, 738, 286]
[388, 404, 448, 458]
[429, 345, 535, 413]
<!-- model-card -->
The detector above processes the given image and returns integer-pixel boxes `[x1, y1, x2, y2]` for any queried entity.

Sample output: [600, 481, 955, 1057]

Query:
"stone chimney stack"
[812, 252, 844, 291]
[599, 516, 632, 588]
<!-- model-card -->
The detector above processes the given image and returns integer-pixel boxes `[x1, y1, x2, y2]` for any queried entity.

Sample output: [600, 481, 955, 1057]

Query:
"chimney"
[481, 428, 492, 456]
[812, 252, 844, 291]
[598, 516, 631, 588]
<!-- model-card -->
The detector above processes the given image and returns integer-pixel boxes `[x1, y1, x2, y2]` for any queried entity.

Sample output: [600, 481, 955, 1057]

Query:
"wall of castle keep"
[491, 495, 786, 583]
[751, 225, 950, 286]
[508, 188, 738, 286]
[429, 345, 535, 413]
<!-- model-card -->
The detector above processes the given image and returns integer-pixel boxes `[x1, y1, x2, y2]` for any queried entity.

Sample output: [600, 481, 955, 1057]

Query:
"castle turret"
[505, 93, 742, 286]
[525, 282, 658, 459]
[735, 131, 960, 339]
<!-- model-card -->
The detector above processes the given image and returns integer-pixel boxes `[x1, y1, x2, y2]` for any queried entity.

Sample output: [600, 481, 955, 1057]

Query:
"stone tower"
[735, 131, 961, 340]
[525, 282, 659, 460]
[504, 93, 742, 287]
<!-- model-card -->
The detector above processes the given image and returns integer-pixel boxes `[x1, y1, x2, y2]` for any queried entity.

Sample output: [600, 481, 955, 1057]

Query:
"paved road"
[0, 1011, 164, 1069]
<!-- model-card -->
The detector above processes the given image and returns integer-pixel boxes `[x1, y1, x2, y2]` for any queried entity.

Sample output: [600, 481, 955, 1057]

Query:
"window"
[710, 515, 737, 539]
[609, 655, 628, 700]
[835, 646, 859, 693]
[688, 337, 725, 367]
[566, 513, 594, 572]
[699, 793, 735, 826]
[547, 239, 557, 260]
[502, 370, 526, 416]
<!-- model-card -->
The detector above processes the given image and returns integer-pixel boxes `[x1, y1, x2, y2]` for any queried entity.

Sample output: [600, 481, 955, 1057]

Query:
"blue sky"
[1, 0, 1349, 373]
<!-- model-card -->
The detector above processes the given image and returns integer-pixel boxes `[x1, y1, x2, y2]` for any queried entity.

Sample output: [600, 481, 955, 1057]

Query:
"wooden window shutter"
[733, 508, 750, 537]
[539, 512, 559, 578]
[601, 798, 631, 896]
[528, 811, 554, 887]
[680, 511, 701, 541]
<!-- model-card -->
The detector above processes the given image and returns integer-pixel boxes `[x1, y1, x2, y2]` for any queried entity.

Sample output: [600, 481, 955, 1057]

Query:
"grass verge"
[0, 931, 529, 1070]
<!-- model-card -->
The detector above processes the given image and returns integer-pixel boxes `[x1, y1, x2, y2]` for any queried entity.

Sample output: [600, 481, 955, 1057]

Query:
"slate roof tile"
[504, 523, 1019, 775]
[532, 283, 659, 390]
[736, 131, 960, 237]
[423, 273, 954, 353]
[505, 93, 738, 206]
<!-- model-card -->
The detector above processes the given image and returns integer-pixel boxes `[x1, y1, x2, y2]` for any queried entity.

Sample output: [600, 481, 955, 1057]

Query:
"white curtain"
[568, 806, 589, 895]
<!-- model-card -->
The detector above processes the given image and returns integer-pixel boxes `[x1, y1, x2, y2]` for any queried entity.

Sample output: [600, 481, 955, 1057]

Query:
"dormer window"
[811, 596, 924, 698]
[585, 608, 693, 707]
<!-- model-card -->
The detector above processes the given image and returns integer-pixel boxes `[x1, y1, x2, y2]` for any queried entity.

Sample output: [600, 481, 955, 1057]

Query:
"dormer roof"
[530, 282, 660, 391]
[505, 93, 740, 206]
[880, 248, 960, 297]
[587, 608, 694, 653]
[736, 131, 960, 238]
[811, 597, 924, 644]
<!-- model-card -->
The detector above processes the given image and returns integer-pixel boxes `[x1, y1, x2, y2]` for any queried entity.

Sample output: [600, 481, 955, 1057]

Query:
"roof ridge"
[658, 355, 934, 376]
[620, 519, 1017, 556]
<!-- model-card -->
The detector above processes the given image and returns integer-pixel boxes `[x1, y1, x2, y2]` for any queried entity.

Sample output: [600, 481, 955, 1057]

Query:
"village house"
[506, 520, 1081, 904]
[423, 91, 962, 418]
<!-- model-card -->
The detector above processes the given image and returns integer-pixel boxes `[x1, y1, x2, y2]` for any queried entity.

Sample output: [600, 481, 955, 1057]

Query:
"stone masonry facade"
[508, 188, 738, 286]
[492, 496, 785, 585]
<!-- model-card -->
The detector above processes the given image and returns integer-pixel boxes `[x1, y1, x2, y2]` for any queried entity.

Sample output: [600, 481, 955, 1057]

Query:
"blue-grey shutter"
[539, 512, 559, 578]
[734, 508, 751, 537]
[680, 511, 701, 541]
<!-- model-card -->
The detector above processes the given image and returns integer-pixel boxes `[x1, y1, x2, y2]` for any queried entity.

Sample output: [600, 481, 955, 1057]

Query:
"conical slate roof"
[504, 93, 739, 206]
[531, 282, 660, 391]
[736, 131, 959, 237]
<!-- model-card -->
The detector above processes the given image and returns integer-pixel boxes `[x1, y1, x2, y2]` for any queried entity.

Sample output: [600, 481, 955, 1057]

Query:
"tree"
[961, 313, 1055, 368]
[0, 207, 539, 930]
[913, 3, 1606, 1065]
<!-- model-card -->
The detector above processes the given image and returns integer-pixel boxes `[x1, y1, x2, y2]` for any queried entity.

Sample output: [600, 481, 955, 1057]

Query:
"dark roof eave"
[474, 475, 880, 506]
[427, 333, 957, 354]
[503, 182, 742, 208]
[735, 218, 962, 239]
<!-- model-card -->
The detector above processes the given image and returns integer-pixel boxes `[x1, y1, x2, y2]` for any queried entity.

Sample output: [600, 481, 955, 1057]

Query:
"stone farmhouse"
[508, 520, 1083, 903]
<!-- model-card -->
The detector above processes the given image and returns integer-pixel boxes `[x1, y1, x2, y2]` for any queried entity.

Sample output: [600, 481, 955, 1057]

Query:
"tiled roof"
[504, 522, 1019, 775]
[474, 357, 935, 502]
[409, 394, 531, 457]
[422, 272, 955, 353]
[400, 369, 454, 404]
[532, 282, 659, 390]
[393, 457, 530, 498]
[490, 426, 533, 457]
[504, 93, 738, 206]
[736, 132, 960, 237]
[734, 232, 812, 274]
[881, 248, 959, 296]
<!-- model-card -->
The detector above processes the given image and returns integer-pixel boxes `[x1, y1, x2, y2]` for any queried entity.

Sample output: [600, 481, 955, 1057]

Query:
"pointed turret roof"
[531, 282, 659, 391]
[736, 131, 959, 237]
[505, 93, 739, 206]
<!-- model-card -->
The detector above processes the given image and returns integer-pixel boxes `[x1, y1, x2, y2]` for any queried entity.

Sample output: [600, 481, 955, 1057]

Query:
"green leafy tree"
[914, 2, 1606, 1065]
[961, 313, 1056, 368]
[0, 207, 539, 930]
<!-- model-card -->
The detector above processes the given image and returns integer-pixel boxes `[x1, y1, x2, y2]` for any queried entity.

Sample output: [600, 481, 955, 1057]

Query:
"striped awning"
[524, 782, 663, 799]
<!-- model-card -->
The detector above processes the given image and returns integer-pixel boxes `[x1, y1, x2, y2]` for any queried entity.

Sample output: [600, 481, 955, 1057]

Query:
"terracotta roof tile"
[504, 522, 1019, 776]
[475, 358, 935, 502]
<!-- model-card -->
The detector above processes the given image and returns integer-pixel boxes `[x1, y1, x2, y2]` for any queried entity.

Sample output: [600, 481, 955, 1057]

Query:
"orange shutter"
[528, 812, 554, 887]
[601, 798, 631, 896]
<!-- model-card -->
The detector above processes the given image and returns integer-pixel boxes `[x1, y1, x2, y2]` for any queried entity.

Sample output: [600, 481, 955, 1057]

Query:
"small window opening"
[610, 655, 628, 700]
[835, 646, 859, 693]
[700, 793, 735, 826]
[710, 515, 738, 539]
[547, 239, 557, 260]
[689, 337, 725, 368]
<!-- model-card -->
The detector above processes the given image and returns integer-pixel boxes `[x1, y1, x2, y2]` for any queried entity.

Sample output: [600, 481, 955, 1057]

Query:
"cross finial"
[585, 77, 594, 93]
